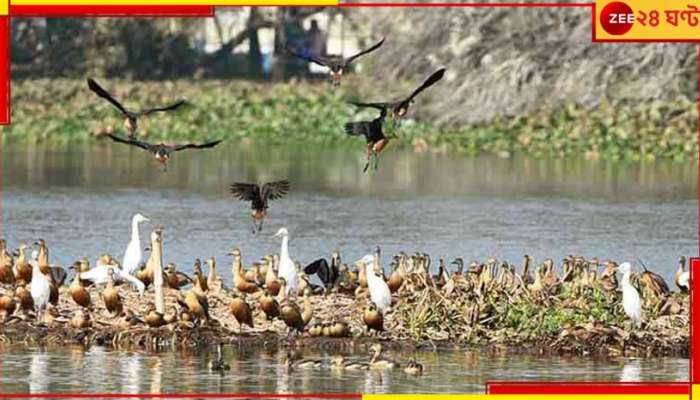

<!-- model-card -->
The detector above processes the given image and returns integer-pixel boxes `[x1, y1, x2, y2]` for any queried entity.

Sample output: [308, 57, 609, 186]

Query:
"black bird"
[87, 78, 187, 139]
[349, 67, 446, 127]
[229, 180, 290, 233]
[303, 251, 341, 293]
[345, 106, 389, 172]
[106, 133, 222, 170]
[286, 38, 385, 87]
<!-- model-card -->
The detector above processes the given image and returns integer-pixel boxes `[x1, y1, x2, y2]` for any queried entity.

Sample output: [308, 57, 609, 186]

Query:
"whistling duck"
[192, 259, 209, 293]
[15, 283, 33, 312]
[404, 358, 424, 375]
[387, 256, 404, 294]
[0, 294, 16, 319]
[70, 310, 91, 329]
[363, 301, 384, 334]
[209, 343, 230, 372]
[145, 304, 165, 328]
[362, 249, 391, 312]
[13, 244, 31, 284]
[178, 288, 209, 325]
[115, 310, 141, 329]
[434, 257, 450, 288]
[274, 228, 299, 296]
[329, 320, 350, 337]
[284, 349, 323, 370]
[206, 257, 222, 293]
[106, 133, 222, 170]
[278, 277, 306, 334]
[230, 248, 259, 294]
[163, 306, 178, 325]
[87, 78, 187, 139]
[369, 343, 397, 369]
[102, 268, 123, 316]
[638, 260, 670, 299]
[33, 239, 62, 306]
[618, 262, 642, 328]
[260, 288, 280, 321]
[331, 356, 369, 370]
[675, 256, 689, 293]
[69, 266, 92, 309]
[30, 256, 51, 320]
[521, 255, 534, 286]
[304, 251, 341, 293]
[229, 180, 290, 233]
[164, 263, 192, 289]
[345, 104, 389, 173]
[0, 241, 13, 284]
[122, 213, 150, 276]
[286, 37, 385, 87]
[349, 67, 446, 127]
[229, 292, 254, 333]
[264, 255, 281, 296]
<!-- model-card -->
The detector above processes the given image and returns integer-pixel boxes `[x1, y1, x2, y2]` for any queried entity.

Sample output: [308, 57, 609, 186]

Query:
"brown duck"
[229, 292, 254, 333]
[101, 268, 123, 316]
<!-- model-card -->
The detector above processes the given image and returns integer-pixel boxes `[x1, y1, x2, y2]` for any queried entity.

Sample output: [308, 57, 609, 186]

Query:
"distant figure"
[306, 20, 327, 58]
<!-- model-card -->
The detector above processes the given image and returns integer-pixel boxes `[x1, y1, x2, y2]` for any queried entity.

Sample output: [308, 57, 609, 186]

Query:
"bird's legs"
[251, 219, 258, 235]
[363, 148, 373, 173]
[374, 153, 380, 171]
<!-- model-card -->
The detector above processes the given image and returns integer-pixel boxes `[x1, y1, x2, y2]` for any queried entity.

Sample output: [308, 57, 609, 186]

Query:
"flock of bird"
[87, 37, 445, 232]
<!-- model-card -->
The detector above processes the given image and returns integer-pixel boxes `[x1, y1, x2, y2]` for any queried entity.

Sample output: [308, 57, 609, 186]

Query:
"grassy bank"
[5, 79, 697, 162]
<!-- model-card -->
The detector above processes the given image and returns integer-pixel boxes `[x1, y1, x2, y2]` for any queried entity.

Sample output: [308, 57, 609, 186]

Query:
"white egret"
[122, 213, 150, 275]
[675, 256, 689, 293]
[80, 264, 145, 296]
[29, 259, 50, 319]
[361, 251, 391, 313]
[274, 228, 298, 296]
[619, 262, 642, 328]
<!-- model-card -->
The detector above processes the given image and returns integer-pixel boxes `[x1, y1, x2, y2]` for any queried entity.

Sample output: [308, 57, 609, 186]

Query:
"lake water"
[0, 141, 694, 392]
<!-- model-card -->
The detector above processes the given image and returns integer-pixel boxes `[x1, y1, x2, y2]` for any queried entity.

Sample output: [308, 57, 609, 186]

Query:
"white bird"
[80, 264, 145, 296]
[361, 251, 391, 313]
[122, 213, 150, 275]
[274, 228, 298, 296]
[675, 256, 689, 293]
[29, 259, 51, 319]
[619, 262, 642, 328]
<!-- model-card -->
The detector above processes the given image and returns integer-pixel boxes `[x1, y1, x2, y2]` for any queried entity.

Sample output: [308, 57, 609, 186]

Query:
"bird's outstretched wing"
[345, 37, 385, 65]
[304, 258, 329, 275]
[344, 121, 372, 138]
[262, 180, 290, 201]
[106, 134, 150, 150]
[285, 45, 328, 67]
[141, 100, 188, 116]
[406, 68, 446, 102]
[87, 78, 130, 116]
[172, 140, 222, 151]
[229, 183, 262, 202]
[347, 101, 393, 111]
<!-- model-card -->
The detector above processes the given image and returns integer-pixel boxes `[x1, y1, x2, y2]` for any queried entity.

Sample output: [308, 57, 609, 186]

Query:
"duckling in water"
[330, 355, 369, 370]
[363, 301, 384, 334]
[403, 357, 423, 375]
[368, 343, 397, 369]
[102, 268, 123, 317]
[284, 349, 323, 371]
[229, 292, 254, 333]
[259, 289, 280, 321]
[209, 343, 230, 373]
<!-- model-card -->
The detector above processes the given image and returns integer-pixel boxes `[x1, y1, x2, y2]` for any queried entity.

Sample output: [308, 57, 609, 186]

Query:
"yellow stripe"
[0, 0, 7, 15]
[11, 0, 336, 4]
[363, 395, 688, 400]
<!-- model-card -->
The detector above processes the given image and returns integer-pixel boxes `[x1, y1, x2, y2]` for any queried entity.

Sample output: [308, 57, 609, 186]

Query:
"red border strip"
[486, 382, 690, 395]
[10, 5, 214, 16]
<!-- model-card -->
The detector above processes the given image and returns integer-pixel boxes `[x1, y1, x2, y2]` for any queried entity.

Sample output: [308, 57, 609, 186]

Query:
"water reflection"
[0, 346, 686, 395]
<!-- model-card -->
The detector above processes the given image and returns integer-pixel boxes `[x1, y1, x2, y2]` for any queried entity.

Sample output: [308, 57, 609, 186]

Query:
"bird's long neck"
[280, 236, 289, 260]
[622, 271, 632, 287]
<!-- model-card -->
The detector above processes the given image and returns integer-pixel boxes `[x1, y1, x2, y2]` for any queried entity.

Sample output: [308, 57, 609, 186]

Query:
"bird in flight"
[349, 67, 446, 127]
[229, 180, 291, 233]
[345, 106, 390, 173]
[105, 134, 222, 170]
[286, 38, 385, 87]
[87, 78, 187, 139]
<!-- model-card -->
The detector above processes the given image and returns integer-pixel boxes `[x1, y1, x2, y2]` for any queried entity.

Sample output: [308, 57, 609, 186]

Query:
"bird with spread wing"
[229, 180, 291, 233]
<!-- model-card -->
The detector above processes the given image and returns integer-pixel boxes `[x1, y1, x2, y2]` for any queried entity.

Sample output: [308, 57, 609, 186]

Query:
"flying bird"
[345, 106, 389, 173]
[286, 38, 385, 87]
[87, 78, 187, 139]
[106, 134, 222, 170]
[349, 67, 446, 126]
[229, 180, 290, 233]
